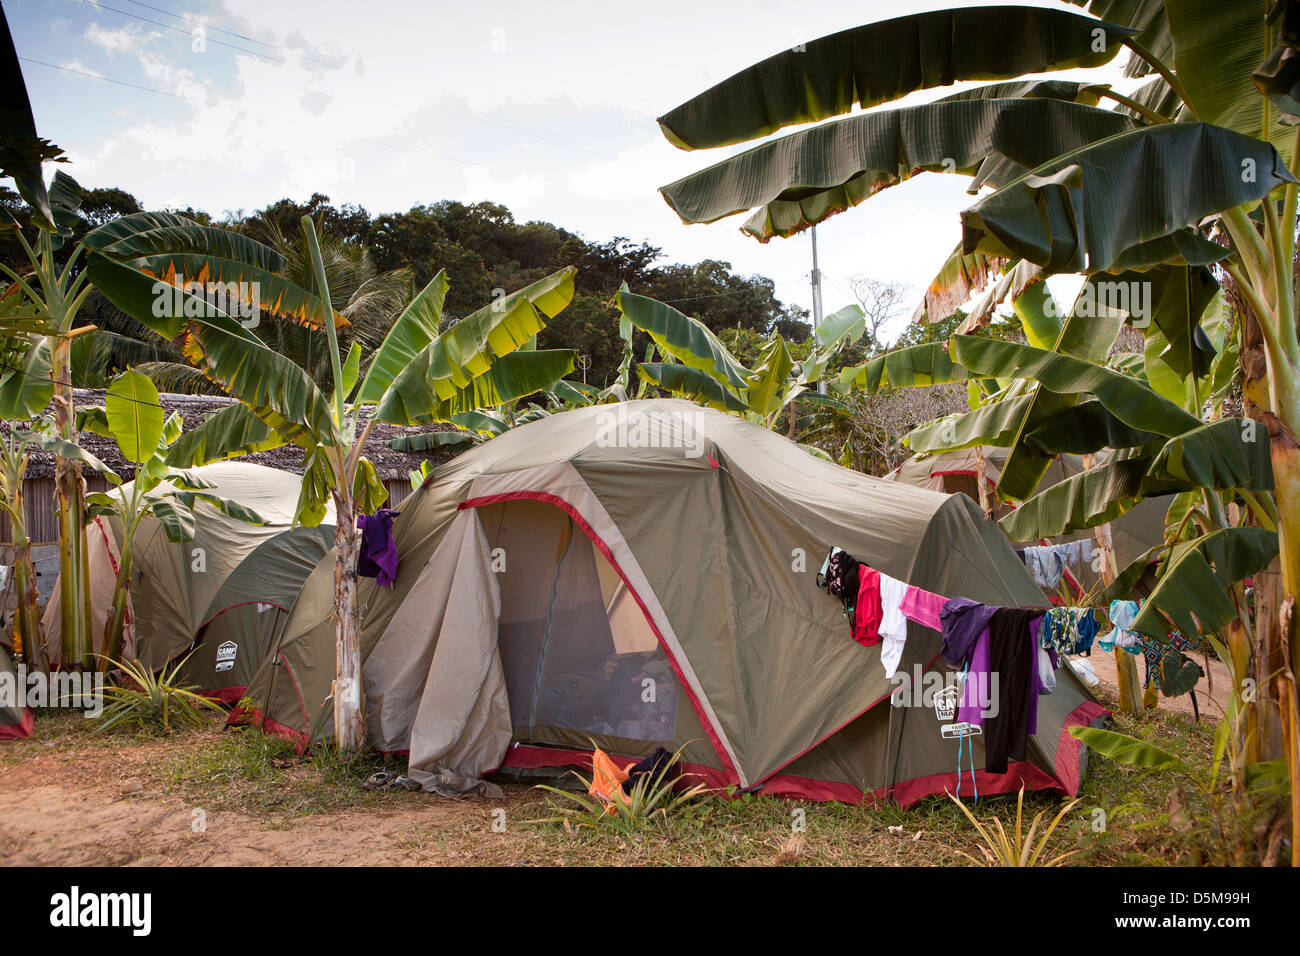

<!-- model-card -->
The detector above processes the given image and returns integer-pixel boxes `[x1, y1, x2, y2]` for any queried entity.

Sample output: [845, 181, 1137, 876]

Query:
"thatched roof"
[20, 390, 467, 482]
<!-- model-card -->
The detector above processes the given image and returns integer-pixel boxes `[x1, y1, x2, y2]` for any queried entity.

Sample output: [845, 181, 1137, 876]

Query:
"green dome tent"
[240, 400, 1106, 805]
[42, 462, 333, 673]
[0, 639, 33, 739]
[181, 525, 335, 700]
[886, 446, 1168, 594]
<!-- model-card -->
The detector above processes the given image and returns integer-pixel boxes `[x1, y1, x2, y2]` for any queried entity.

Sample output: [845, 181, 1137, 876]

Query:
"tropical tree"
[611, 288, 858, 436]
[0, 334, 53, 667]
[654, 0, 1300, 862]
[82, 212, 576, 751]
[58, 370, 268, 668]
[0, 85, 98, 674]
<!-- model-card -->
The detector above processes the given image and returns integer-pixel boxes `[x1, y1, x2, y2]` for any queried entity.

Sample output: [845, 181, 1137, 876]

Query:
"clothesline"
[816, 545, 1195, 798]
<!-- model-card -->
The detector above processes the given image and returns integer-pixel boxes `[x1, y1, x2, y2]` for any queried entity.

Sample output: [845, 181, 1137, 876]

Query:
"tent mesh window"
[483, 500, 680, 747]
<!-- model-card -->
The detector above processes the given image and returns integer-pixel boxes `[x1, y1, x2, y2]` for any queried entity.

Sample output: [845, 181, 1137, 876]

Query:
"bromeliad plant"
[947, 787, 1082, 867]
[94, 652, 222, 735]
[531, 743, 712, 833]
[653, 0, 1300, 862]
[82, 211, 577, 752]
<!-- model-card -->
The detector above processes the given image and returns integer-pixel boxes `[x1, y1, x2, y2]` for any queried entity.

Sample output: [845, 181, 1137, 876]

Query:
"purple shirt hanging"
[357, 508, 401, 586]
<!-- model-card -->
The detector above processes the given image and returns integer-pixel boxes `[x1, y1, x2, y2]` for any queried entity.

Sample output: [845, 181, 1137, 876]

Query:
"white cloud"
[38, 0, 1137, 322]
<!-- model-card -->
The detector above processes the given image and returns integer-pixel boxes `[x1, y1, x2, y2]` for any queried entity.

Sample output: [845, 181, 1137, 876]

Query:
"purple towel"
[939, 596, 999, 669]
[357, 508, 400, 586]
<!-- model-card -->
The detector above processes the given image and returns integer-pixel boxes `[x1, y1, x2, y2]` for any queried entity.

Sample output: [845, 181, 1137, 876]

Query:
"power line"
[18, 56, 180, 98]
[74, 0, 289, 66]
[70, 0, 617, 159]
[120, 0, 344, 71]
[358, 139, 481, 168]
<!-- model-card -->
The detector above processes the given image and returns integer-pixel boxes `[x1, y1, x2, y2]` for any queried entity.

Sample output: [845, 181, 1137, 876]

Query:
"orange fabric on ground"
[588, 748, 632, 814]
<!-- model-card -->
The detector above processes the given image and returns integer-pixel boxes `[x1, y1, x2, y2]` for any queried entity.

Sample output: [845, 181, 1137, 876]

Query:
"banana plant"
[58, 370, 269, 669]
[0, 166, 99, 667]
[613, 288, 855, 433]
[655, 1, 1300, 861]
[0, 336, 54, 669]
[82, 214, 576, 750]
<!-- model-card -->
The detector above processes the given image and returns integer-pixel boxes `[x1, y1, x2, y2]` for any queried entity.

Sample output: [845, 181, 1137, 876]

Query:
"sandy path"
[1079, 647, 1231, 721]
[0, 742, 525, 867]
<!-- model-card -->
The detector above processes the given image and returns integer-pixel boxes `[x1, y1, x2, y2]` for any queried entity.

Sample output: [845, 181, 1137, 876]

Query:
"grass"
[1, 682, 1246, 866]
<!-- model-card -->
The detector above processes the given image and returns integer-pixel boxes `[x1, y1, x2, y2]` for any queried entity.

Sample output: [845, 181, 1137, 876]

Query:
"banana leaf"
[950, 336, 1202, 437]
[912, 241, 1008, 323]
[661, 98, 1136, 242]
[745, 335, 796, 417]
[376, 270, 576, 425]
[388, 431, 478, 453]
[1131, 527, 1280, 640]
[0, 338, 52, 419]
[614, 288, 751, 389]
[84, 215, 286, 273]
[1068, 726, 1185, 772]
[1065, 0, 1174, 80]
[86, 251, 337, 449]
[409, 349, 577, 424]
[656, 6, 1136, 149]
[1166, 0, 1297, 163]
[105, 369, 165, 465]
[908, 388, 1039, 453]
[960, 123, 1297, 275]
[1024, 400, 1163, 455]
[998, 456, 1167, 541]
[165, 401, 290, 468]
[0, 9, 64, 230]
[1147, 418, 1274, 491]
[814, 303, 866, 349]
[130, 253, 342, 330]
[636, 362, 749, 413]
[356, 270, 449, 404]
[837, 342, 970, 393]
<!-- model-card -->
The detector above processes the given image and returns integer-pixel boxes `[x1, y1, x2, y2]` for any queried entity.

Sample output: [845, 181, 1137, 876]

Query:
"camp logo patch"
[215, 641, 238, 672]
[932, 685, 958, 722]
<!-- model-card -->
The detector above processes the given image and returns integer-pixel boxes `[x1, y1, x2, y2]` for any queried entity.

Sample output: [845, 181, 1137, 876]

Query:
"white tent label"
[215, 640, 238, 672]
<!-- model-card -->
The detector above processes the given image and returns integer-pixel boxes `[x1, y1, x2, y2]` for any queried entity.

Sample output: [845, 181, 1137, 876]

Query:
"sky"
[7, 0, 1132, 342]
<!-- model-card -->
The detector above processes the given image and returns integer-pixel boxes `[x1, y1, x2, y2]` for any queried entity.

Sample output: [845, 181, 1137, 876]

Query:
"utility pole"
[810, 224, 826, 394]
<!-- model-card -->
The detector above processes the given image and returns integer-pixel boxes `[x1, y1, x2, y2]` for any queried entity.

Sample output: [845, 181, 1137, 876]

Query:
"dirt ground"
[0, 737, 522, 866]
[1084, 647, 1231, 720]
[0, 668, 1233, 867]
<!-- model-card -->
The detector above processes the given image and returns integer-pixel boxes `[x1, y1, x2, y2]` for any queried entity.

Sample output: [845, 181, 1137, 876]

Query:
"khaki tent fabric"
[243, 401, 1105, 804]
[43, 463, 330, 672]
[887, 446, 1167, 591]
[0, 639, 33, 739]
[181, 524, 334, 697]
[368, 510, 510, 797]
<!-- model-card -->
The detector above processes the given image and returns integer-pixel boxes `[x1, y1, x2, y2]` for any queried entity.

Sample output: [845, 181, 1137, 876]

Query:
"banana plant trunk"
[50, 336, 92, 669]
[9, 514, 45, 673]
[101, 551, 133, 671]
[1265, 412, 1300, 867]
[332, 489, 365, 751]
